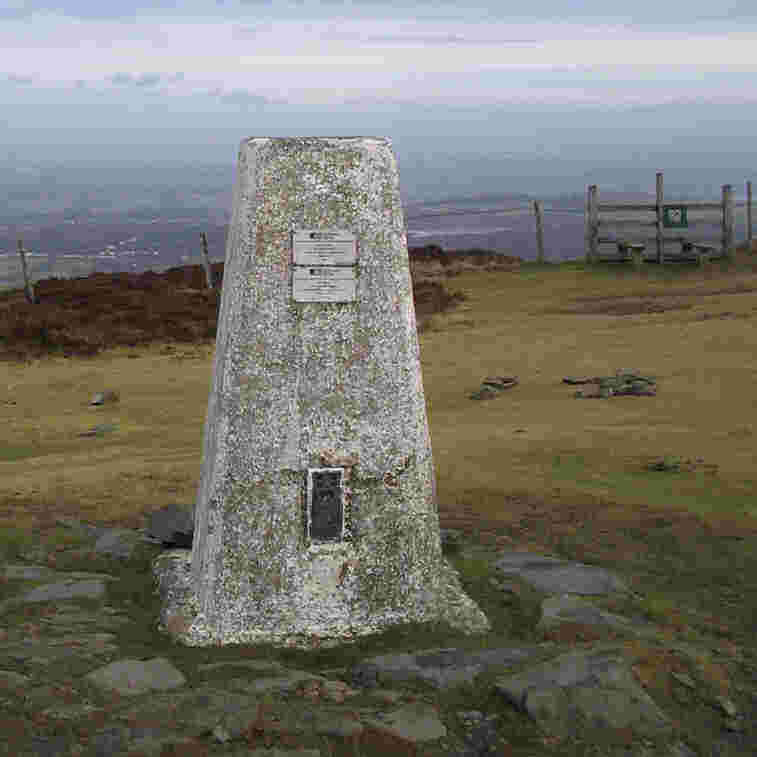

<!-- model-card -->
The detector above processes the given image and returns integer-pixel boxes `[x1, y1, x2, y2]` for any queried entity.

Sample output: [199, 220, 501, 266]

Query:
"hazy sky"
[2, 0, 756, 199]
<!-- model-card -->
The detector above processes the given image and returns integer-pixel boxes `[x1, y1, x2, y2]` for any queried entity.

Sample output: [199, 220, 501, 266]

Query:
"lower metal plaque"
[293, 267, 356, 303]
[307, 468, 344, 542]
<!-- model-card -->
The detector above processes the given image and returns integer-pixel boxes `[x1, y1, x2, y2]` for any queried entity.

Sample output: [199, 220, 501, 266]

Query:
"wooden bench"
[665, 240, 717, 266]
[617, 242, 646, 269]
[596, 237, 718, 267]
[595, 239, 645, 268]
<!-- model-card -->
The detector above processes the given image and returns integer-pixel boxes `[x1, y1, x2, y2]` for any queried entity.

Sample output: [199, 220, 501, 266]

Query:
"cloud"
[0, 8, 30, 21]
[134, 73, 161, 87]
[7, 73, 34, 84]
[232, 23, 274, 39]
[4, 0, 756, 27]
[238, 54, 387, 66]
[107, 72, 163, 87]
[217, 88, 272, 107]
[108, 72, 134, 85]
[2, 1, 756, 123]
[0, 0, 191, 21]
[323, 31, 539, 45]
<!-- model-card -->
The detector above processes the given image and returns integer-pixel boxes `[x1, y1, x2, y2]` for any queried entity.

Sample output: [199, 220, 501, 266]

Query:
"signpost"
[663, 206, 688, 228]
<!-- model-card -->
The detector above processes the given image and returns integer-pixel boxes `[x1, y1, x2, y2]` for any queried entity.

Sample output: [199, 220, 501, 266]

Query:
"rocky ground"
[0, 506, 755, 757]
[1, 244, 756, 756]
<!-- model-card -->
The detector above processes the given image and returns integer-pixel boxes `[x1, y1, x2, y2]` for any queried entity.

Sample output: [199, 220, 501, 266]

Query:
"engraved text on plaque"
[292, 267, 356, 303]
[293, 230, 357, 266]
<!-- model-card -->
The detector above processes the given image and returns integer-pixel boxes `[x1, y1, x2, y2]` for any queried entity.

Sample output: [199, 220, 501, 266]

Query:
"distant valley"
[1, 158, 749, 293]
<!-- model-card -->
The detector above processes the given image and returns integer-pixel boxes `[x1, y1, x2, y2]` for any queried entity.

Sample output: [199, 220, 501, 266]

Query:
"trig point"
[153, 136, 490, 649]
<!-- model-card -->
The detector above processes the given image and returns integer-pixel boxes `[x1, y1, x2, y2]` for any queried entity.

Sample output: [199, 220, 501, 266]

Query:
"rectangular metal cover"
[307, 468, 344, 542]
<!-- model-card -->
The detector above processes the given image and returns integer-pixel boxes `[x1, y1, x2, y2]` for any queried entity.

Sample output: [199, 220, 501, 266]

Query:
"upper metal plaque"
[293, 229, 357, 266]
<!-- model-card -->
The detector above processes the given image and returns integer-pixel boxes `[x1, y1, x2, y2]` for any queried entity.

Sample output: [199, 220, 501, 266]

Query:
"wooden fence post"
[585, 185, 598, 264]
[655, 172, 664, 264]
[200, 232, 215, 289]
[722, 184, 733, 260]
[17, 238, 36, 304]
[747, 180, 753, 248]
[533, 200, 545, 264]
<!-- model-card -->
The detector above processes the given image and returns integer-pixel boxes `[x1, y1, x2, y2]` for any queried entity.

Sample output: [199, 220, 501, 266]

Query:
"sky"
[1, 0, 756, 201]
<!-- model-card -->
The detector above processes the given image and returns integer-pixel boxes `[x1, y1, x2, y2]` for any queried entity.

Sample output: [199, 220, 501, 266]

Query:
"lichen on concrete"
[153, 137, 489, 649]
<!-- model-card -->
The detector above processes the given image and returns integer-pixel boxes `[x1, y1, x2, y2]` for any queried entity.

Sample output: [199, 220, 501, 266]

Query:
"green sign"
[663, 206, 688, 228]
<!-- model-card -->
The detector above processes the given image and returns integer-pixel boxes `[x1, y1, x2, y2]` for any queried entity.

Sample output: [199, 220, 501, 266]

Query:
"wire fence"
[3, 178, 754, 300]
[406, 205, 584, 222]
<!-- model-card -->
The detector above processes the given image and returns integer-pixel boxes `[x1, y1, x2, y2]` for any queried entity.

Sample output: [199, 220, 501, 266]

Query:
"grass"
[1, 246, 757, 755]
[1, 249, 756, 540]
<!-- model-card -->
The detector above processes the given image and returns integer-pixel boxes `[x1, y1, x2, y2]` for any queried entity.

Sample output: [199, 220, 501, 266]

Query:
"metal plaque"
[293, 229, 357, 266]
[307, 468, 344, 542]
[663, 206, 688, 228]
[293, 266, 356, 303]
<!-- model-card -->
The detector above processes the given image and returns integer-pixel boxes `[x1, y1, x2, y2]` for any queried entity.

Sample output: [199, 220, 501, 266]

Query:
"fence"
[11, 231, 219, 306]
[400, 200, 550, 263]
[585, 173, 754, 267]
[8, 201, 556, 303]
[7, 178, 755, 300]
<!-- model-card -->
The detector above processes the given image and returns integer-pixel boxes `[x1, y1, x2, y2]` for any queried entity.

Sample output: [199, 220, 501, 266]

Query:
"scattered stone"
[85, 657, 187, 696]
[0, 518, 753, 756]
[537, 594, 661, 641]
[89, 390, 120, 406]
[495, 550, 629, 595]
[646, 456, 712, 473]
[573, 370, 658, 398]
[494, 646, 673, 741]
[440, 528, 464, 552]
[351, 645, 552, 691]
[93, 527, 146, 559]
[361, 701, 447, 744]
[77, 422, 119, 437]
[562, 376, 603, 385]
[470, 370, 658, 401]
[455, 711, 502, 756]
[15, 576, 110, 604]
[145, 503, 194, 547]
[469, 376, 518, 400]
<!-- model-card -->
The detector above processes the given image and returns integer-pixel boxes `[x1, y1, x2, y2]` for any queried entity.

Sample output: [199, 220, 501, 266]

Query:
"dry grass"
[0, 243, 755, 545]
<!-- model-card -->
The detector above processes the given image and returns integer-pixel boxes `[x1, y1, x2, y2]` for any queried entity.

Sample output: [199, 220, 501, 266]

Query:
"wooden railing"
[585, 173, 753, 266]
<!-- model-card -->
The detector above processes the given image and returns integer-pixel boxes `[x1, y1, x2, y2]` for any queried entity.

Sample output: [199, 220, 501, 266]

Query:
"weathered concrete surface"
[155, 137, 489, 649]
